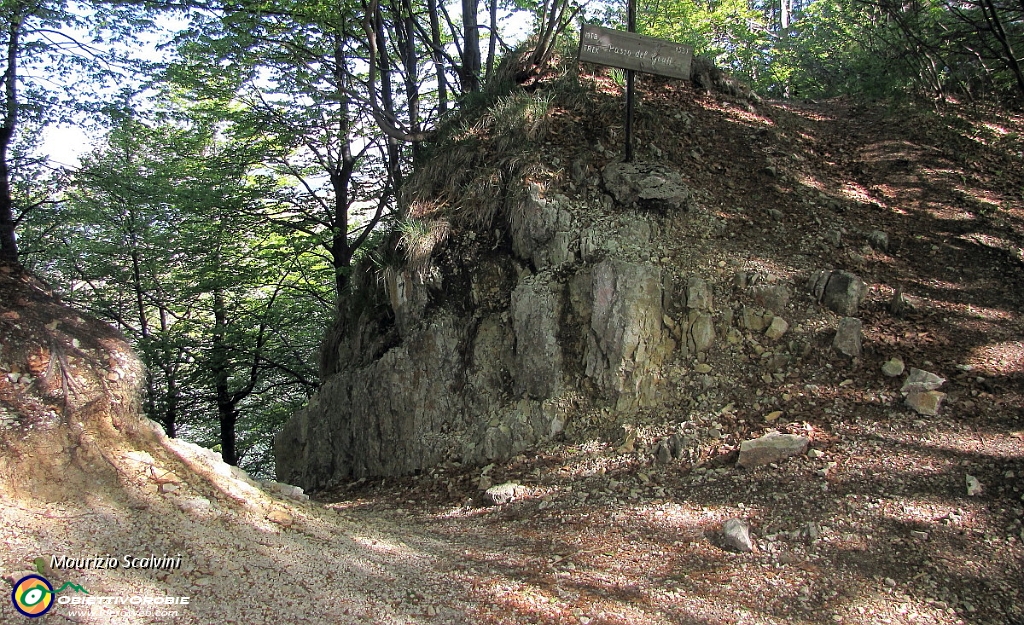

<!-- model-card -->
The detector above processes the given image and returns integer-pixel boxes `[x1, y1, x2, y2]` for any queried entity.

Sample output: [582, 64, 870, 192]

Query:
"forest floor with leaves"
[3, 86, 1024, 625]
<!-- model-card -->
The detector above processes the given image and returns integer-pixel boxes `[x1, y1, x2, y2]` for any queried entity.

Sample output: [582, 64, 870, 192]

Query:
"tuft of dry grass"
[403, 53, 604, 232]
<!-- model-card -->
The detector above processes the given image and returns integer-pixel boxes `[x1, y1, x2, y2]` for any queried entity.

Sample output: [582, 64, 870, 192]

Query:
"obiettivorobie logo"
[11, 575, 89, 618]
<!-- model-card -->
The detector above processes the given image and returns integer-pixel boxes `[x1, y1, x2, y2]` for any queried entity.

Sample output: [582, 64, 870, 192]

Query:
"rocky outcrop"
[274, 164, 815, 491]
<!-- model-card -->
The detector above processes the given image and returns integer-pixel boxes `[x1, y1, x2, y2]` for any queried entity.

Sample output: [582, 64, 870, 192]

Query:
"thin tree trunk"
[212, 288, 237, 466]
[461, 0, 481, 91]
[427, 0, 447, 113]
[485, 0, 498, 81]
[159, 308, 179, 438]
[402, 0, 419, 150]
[978, 0, 1024, 97]
[0, 18, 21, 264]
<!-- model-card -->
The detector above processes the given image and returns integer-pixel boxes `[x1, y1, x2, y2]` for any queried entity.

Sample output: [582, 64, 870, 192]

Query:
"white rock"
[177, 497, 216, 518]
[966, 474, 983, 497]
[737, 432, 810, 468]
[901, 368, 945, 393]
[722, 518, 754, 552]
[483, 482, 526, 506]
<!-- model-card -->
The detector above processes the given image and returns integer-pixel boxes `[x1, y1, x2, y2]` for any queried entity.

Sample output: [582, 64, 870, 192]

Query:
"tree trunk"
[401, 0, 419, 161]
[978, 0, 1024, 98]
[212, 288, 237, 465]
[485, 0, 498, 82]
[427, 0, 447, 113]
[461, 0, 481, 91]
[0, 18, 21, 264]
[331, 31, 356, 301]
[159, 308, 179, 438]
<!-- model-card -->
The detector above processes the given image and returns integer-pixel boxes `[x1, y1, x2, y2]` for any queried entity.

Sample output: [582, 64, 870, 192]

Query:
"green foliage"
[31, 108, 332, 478]
[597, 0, 1024, 100]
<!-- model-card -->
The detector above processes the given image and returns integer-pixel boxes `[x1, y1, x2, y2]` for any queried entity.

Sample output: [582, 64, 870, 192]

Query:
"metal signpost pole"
[624, 0, 636, 162]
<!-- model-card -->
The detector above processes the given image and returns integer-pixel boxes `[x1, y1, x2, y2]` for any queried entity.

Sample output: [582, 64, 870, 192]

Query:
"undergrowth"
[403, 48, 612, 231]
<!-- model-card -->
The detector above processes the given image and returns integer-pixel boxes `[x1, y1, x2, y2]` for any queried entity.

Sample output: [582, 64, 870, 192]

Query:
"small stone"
[832, 317, 862, 358]
[158, 483, 180, 494]
[884, 577, 896, 588]
[966, 474, 983, 497]
[688, 313, 716, 353]
[740, 306, 769, 332]
[905, 390, 946, 416]
[882, 357, 905, 377]
[722, 518, 754, 552]
[764, 317, 789, 340]
[483, 482, 525, 506]
[911, 530, 929, 540]
[867, 230, 889, 252]
[177, 497, 214, 517]
[686, 276, 713, 311]
[737, 432, 810, 468]
[750, 285, 791, 313]
[655, 440, 673, 463]
[268, 508, 294, 527]
[901, 368, 945, 393]
[808, 449, 824, 459]
[810, 270, 866, 316]
[694, 363, 712, 374]
[764, 410, 783, 422]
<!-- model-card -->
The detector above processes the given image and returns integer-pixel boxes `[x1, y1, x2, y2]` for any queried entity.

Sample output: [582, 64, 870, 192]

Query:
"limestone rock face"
[584, 260, 666, 401]
[273, 165, 801, 491]
[275, 207, 675, 490]
[512, 279, 564, 399]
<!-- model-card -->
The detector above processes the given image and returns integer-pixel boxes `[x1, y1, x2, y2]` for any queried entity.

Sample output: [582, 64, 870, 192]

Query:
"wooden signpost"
[578, 25, 694, 81]
[578, 19, 693, 162]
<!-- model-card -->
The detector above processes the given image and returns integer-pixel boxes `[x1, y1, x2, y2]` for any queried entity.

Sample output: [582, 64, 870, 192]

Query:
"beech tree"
[0, 0, 150, 263]
[48, 110, 329, 473]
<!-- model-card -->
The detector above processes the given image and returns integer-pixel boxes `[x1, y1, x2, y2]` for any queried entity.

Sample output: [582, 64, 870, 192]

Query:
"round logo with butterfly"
[11, 575, 54, 618]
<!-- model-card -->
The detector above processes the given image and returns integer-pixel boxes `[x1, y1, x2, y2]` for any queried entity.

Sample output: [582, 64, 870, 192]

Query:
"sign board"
[578, 24, 693, 80]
